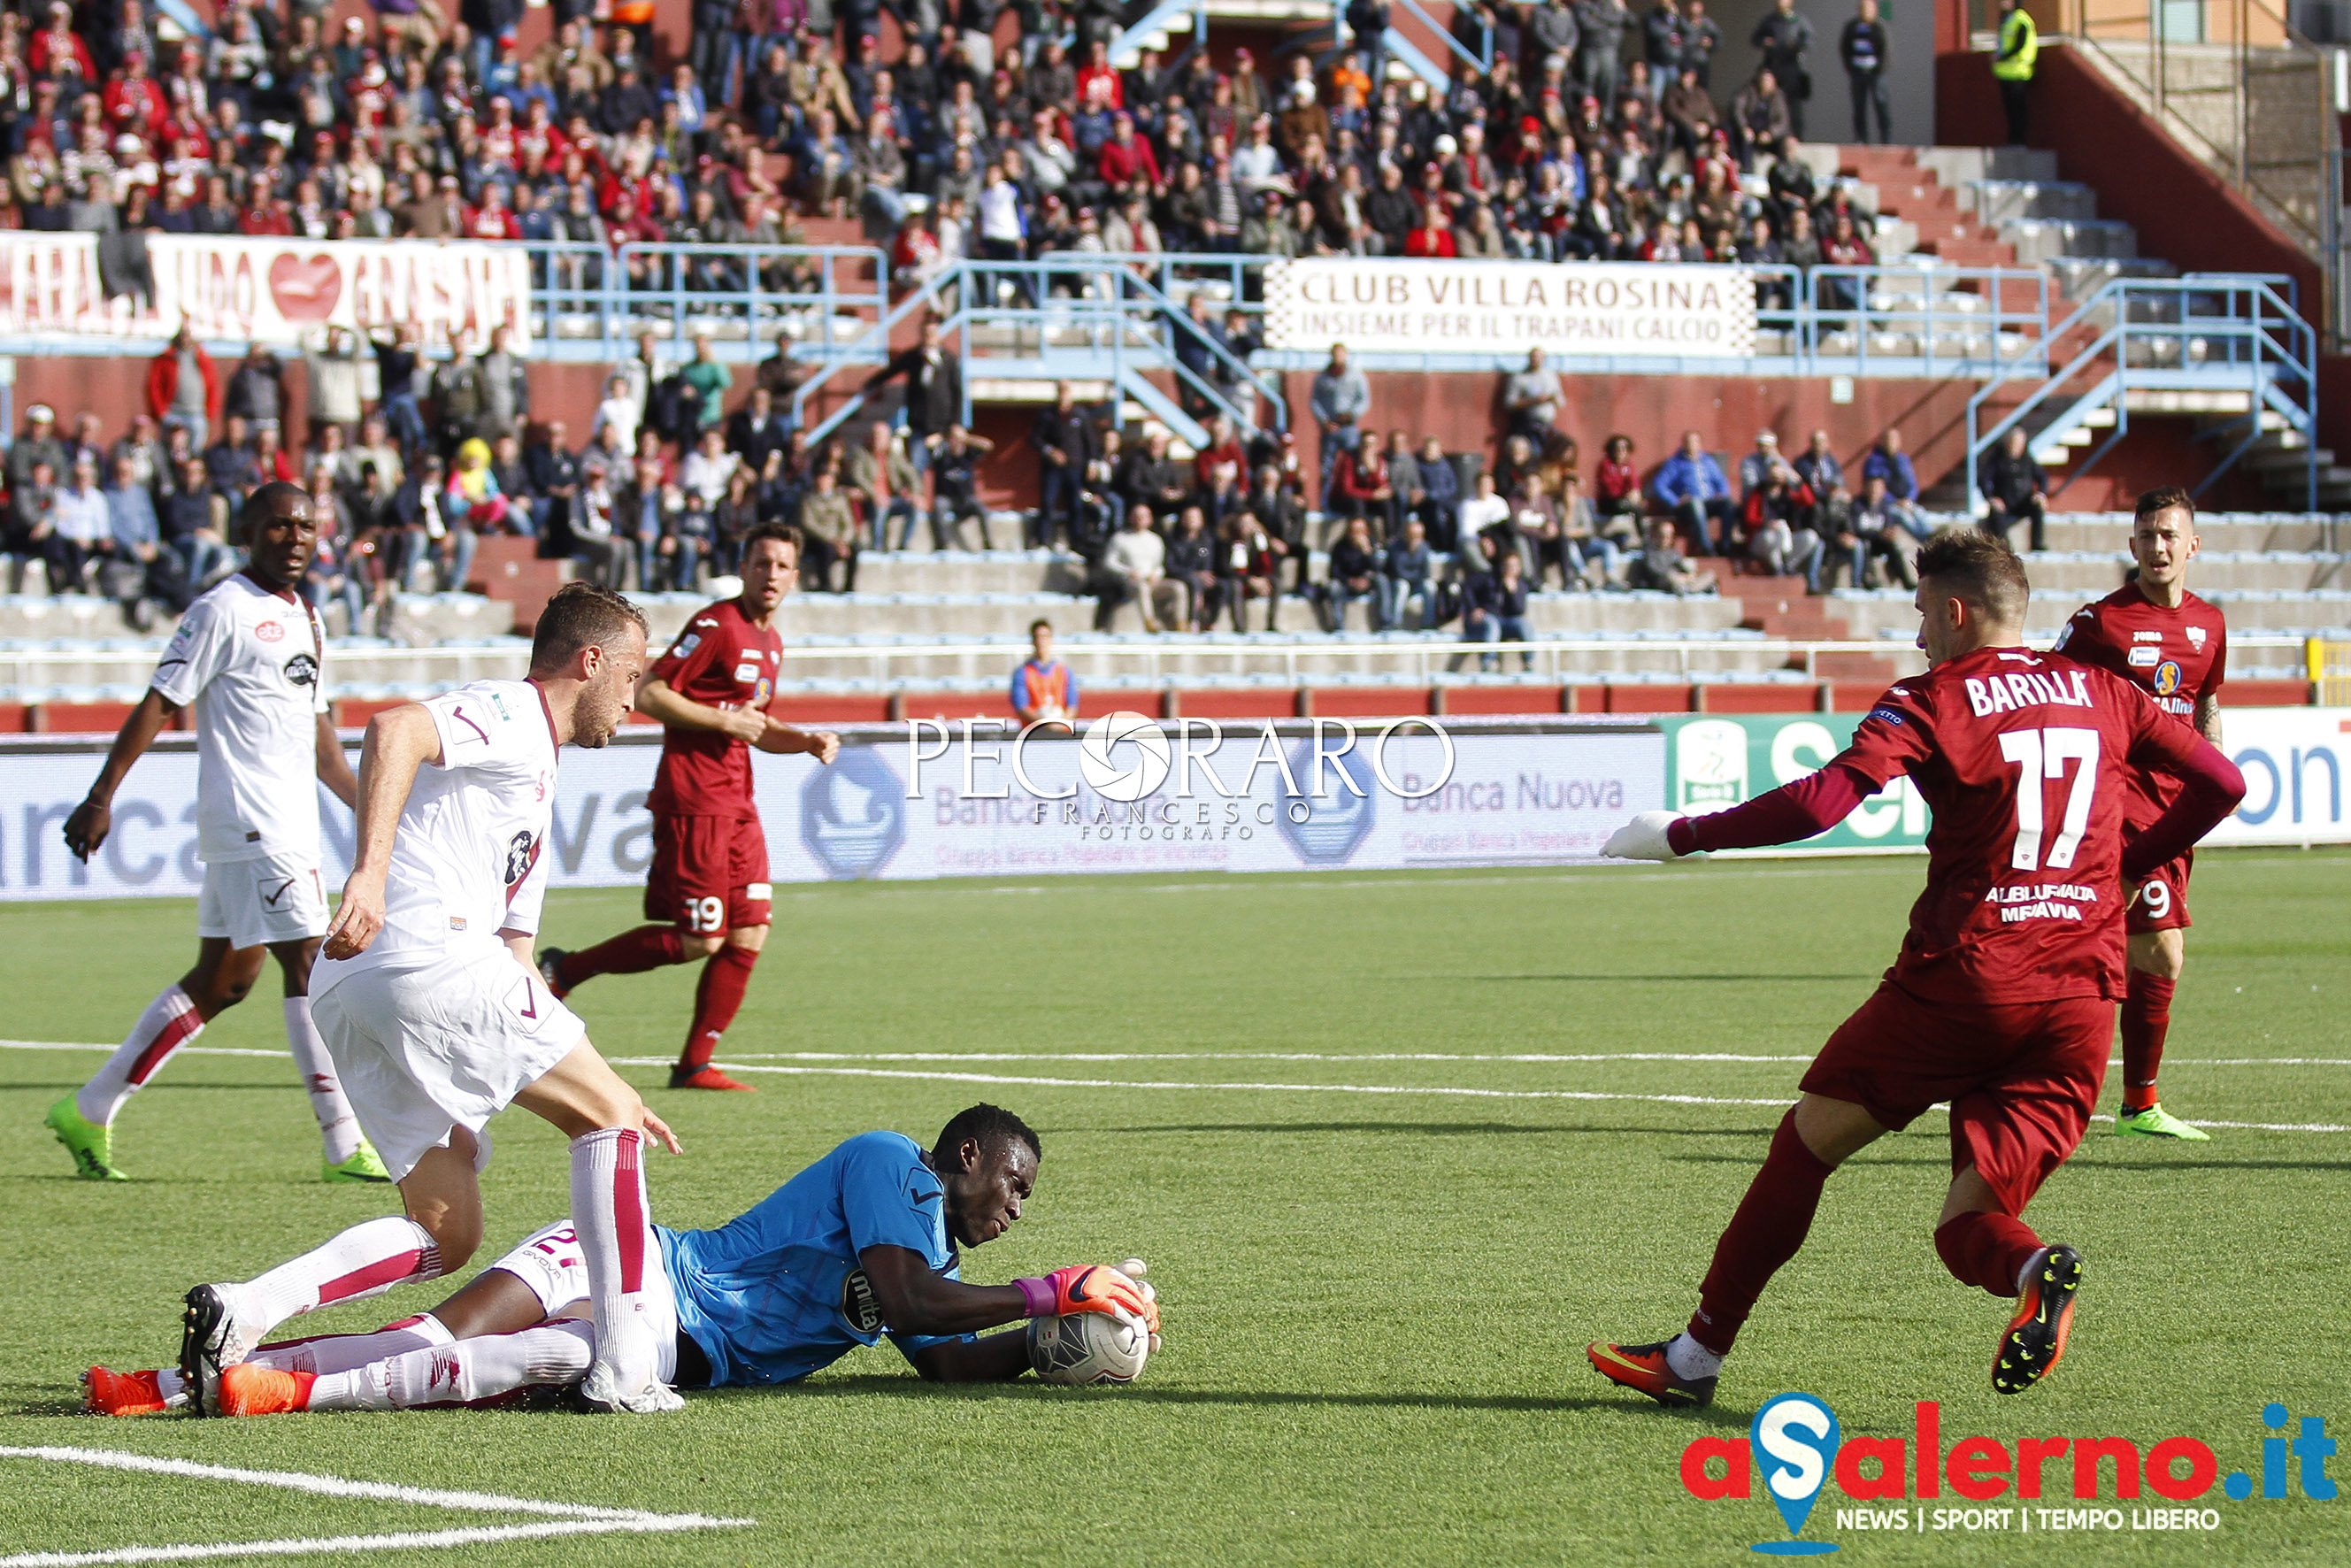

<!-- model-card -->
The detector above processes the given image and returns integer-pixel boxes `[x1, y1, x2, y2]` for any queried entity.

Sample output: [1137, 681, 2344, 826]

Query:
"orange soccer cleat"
[669, 1066, 756, 1092]
[1993, 1244, 2084, 1395]
[216, 1364, 319, 1417]
[1587, 1340, 1718, 1409]
[82, 1366, 172, 1417]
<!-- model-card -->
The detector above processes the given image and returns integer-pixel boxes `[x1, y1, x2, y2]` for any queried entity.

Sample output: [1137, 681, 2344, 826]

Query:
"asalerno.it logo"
[1680, 1395, 2337, 1553]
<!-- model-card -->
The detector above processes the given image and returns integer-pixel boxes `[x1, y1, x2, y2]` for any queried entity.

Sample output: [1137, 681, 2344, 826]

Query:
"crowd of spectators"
[0, 311, 1003, 629]
[0, 310, 1979, 643]
[0, 0, 1948, 642]
[1026, 343, 1969, 642]
[0, 0, 1899, 286]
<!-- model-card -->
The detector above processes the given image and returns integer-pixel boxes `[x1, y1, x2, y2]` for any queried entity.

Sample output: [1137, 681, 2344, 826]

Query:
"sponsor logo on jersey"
[503, 828, 538, 890]
[2132, 630, 2163, 642]
[840, 1268, 884, 1335]
[672, 633, 702, 659]
[733, 661, 760, 682]
[2154, 660, 2185, 696]
[283, 652, 319, 688]
[2186, 625, 2209, 649]
[260, 876, 297, 910]
[490, 691, 512, 720]
[1868, 707, 1906, 726]
[752, 676, 772, 705]
[2127, 646, 2161, 667]
[255, 620, 285, 642]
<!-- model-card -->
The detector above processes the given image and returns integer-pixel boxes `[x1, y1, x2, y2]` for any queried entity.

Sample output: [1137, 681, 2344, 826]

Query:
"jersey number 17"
[1999, 726, 2100, 872]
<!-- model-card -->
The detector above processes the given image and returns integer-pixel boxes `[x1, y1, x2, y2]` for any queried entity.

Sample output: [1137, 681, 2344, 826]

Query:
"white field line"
[0, 1041, 290, 1058]
[15, 1039, 2351, 1071]
[605, 1058, 2351, 1135]
[4, 1038, 2342, 1128]
[0, 1517, 731, 1568]
[0, 1447, 749, 1568]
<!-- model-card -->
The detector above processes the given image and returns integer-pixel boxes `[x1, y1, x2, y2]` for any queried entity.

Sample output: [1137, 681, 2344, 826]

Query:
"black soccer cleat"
[1587, 1339, 1717, 1409]
[177, 1285, 230, 1418]
[1992, 1244, 2083, 1395]
[537, 948, 573, 1000]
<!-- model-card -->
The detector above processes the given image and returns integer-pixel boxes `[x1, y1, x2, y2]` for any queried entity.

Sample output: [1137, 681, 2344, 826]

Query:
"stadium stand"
[0, 0, 2344, 732]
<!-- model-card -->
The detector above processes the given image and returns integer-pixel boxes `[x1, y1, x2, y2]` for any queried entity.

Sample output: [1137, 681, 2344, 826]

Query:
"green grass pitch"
[1, 850, 2347, 1566]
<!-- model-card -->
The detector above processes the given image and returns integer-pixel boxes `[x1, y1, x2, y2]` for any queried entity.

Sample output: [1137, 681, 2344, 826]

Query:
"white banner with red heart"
[0, 234, 532, 352]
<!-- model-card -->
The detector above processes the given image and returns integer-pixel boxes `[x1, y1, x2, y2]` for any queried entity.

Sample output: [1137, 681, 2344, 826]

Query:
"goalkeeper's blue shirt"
[657, 1130, 970, 1387]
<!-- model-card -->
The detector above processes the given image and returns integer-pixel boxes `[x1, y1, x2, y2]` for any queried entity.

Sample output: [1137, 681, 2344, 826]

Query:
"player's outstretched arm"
[322, 704, 442, 959]
[314, 712, 358, 811]
[634, 675, 767, 744]
[861, 1244, 1035, 1337]
[1603, 765, 1874, 861]
[64, 688, 183, 861]
[861, 1249, 1158, 1338]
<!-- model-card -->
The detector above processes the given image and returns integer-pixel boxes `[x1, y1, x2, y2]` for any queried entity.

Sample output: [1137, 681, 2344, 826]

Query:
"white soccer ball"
[1027, 1311, 1150, 1386]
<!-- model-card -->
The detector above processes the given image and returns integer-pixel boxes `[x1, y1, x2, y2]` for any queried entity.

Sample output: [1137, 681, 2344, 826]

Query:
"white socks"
[241, 1217, 444, 1338]
[283, 998, 365, 1164]
[308, 1323, 595, 1411]
[73, 989, 365, 1168]
[153, 1312, 457, 1406]
[78, 985, 204, 1126]
[252, 1313, 456, 1378]
[569, 1128, 660, 1395]
[1666, 1333, 1725, 1381]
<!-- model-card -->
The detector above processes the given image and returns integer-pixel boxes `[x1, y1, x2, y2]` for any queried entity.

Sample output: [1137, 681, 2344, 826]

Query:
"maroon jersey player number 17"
[538, 527, 841, 1092]
[1582, 530, 2242, 1411]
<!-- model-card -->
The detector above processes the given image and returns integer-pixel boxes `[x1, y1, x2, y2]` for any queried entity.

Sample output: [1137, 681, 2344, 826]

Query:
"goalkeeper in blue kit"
[86, 1104, 1160, 1416]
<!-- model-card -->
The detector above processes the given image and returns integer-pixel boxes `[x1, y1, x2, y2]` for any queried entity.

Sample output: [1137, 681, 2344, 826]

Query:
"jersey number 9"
[686, 895, 727, 934]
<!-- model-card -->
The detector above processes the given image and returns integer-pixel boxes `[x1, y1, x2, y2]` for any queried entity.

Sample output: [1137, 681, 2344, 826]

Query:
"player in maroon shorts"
[538, 524, 841, 1091]
[2051, 486, 2227, 1141]
[1585, 532, 2243, 1408]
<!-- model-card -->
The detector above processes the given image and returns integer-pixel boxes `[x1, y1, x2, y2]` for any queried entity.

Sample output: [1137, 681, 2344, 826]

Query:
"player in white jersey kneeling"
[175, 583, 686, 1414]
[52, 481, 387, 1184]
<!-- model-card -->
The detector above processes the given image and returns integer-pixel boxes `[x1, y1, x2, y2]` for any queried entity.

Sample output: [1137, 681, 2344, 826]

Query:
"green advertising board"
[1655, 713, 1932, 852]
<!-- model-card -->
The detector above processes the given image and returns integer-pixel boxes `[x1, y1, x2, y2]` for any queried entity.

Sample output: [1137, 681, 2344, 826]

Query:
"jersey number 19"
[1999, 726, 2101, 872]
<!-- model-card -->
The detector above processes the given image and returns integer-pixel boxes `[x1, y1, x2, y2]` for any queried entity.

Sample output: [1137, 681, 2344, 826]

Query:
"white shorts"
[311, 949, 587, 1182]
[196, 854, 328, 949]
[489, 1219, 680, 1383]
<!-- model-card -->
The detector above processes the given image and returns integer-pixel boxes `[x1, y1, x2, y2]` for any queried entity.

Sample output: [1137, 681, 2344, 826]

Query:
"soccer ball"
[1027, 1311, 1149, 1386]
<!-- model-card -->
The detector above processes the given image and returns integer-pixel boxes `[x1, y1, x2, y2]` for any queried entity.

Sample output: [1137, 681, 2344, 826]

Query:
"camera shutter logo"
[1079, 711, 1172, 803]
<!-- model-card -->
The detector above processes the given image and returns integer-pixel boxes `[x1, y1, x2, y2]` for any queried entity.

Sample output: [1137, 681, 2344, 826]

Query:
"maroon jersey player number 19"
[538, 527, 840, 1092]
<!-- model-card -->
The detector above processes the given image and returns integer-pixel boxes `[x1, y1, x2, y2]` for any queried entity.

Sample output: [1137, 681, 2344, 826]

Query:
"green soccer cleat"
[47, 1095, 127, 1181]
[323, 1141, 393, 1184]
[2114, 1103, 2211, 1141]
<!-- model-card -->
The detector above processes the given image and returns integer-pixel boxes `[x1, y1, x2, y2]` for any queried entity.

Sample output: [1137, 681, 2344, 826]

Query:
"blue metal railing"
[1800, 264, 2048, 378]
[797, 254, 1287, 446]
[547, 242, 889, 364]
[1964, 275, 2316, 512]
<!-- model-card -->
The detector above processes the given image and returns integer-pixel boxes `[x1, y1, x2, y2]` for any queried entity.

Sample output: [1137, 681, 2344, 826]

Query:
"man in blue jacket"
[1650, 430, 1735, 555]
